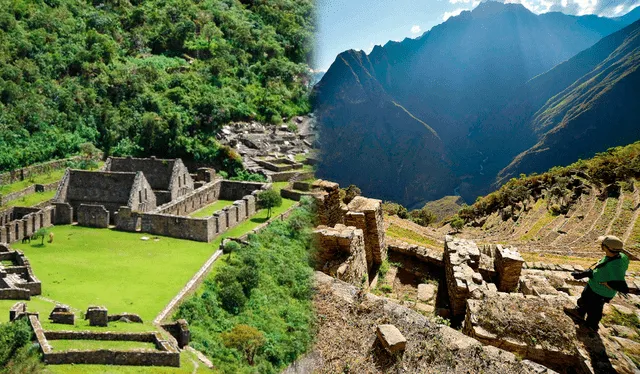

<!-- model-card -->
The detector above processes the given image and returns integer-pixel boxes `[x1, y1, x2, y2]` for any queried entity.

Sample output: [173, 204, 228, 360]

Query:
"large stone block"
[85, 306, 108, 327]
[376, 324, 407, 353]
[53, 203, 73, 225]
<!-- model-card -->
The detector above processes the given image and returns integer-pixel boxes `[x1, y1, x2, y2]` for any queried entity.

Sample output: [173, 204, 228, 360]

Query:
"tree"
[32, 228, 48, 245]
[450, 216, 465, 233]
[221, 324, 266, 366]
[237, 265, 259, 297]
[223, 240, 240, 260]
[219, 282, 246, 314]
[257, 189, 282, 219]
[409, 205, 436, 227]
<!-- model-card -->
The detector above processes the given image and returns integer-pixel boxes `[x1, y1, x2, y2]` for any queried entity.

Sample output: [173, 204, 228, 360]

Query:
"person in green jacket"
[564, 235, 629, 331]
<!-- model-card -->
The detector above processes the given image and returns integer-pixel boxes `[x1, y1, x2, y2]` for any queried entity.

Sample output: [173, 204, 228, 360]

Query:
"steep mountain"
[314, 1, 640, 206]
[498, 19, 640, 183]
[313, 50, 455, 206]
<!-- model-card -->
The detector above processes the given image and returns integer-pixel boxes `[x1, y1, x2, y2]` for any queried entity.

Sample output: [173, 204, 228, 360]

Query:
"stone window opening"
[178, 178, 181, 188]
[139, 191, 142, 202]
[145, 189, 148, 201]
[183, 174, 187, 185]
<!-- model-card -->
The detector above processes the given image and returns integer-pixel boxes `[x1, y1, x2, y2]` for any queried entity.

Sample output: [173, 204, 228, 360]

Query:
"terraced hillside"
[386, 142, 640, 266]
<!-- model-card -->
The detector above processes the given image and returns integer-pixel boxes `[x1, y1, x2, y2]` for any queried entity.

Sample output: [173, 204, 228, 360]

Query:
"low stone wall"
[444, 236, 491, 319]
[270, 170, 306, 182]
[0, 157, 80, 186]
[0, 181, 60, 206]
[313, 224, 367, 286]
[387, 239, 443, 266]
[30, 324, 180, 367]
[77, 204, 110, 228]
[280, 188, 316, 201]
[53, 202, 73, 225]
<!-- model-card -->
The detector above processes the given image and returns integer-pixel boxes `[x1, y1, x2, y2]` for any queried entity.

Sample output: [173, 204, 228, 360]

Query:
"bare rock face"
[417, 283, 437, 302]
[376, 324, 407, 353]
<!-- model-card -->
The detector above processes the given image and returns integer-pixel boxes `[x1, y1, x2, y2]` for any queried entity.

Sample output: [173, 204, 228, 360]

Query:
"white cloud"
[614, 4, 626, 13]
[443, 8, 468, 21]
[411, 25, 422, 34]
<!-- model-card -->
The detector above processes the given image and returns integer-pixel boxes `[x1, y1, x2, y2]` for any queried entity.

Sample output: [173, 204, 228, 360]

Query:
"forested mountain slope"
[0, 0, 313, 172]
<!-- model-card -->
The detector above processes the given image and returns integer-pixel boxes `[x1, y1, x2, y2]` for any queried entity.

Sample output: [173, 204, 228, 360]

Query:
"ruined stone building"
[53, 170, 156, 226]
[104, 156, 193, 205]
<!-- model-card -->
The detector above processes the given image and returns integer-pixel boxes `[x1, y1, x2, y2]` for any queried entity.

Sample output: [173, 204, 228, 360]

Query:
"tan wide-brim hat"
[598, 235, 624, 252]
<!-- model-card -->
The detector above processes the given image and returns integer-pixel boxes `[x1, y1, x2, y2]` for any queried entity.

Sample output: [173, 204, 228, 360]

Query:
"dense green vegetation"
[461, 142, 640, 221]
[0, 0, 314, 172]
[176, 198, 316, 373]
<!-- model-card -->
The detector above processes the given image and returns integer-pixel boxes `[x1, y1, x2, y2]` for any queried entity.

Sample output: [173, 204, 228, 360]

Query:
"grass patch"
[190, 199, 235, 218]
[386, 223, 440, 249]
[44, 349, 210, 373]
[3, 190, 56, 208]
[50, 340, 157, 352]
[0, 169, 66, 195]
[610, 194, 635, 238]
[9, 225, 217, 324]
[520, 211, 555, 242]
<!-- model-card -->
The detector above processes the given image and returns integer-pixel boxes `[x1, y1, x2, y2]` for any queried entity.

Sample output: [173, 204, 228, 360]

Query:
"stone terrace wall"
[387, 238, 443, 266]
[0, 181, 59, 206]
[106, 157, 178, 191]
[0, 157, 80, 185]
[313, 224, 367, 287]
[494, 245, 525, 292]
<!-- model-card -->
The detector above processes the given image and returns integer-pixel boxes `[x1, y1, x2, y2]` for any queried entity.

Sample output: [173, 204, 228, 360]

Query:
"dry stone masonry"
[0, 206, 54, 244]
[313, 224, 367, 286]
[347, 196, 386, 269]
[0, 244, 41, 300]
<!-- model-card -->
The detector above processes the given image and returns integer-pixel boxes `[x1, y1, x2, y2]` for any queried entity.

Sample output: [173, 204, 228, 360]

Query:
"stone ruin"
[85, 306, 108, 327]
[49, 304, 74, 325]
[161, 319, 190, 349]
[0, 206, 54, 244]
[54, 169, 157, 226]
[104, 156, 194, 205]
[217, 116, 317, 181]
[49, 156, 268, 242]
[0, 244, 41, 300]
[311, 180, 387, 287]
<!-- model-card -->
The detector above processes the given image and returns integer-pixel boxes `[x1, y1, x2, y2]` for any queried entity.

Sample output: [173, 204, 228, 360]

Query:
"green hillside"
[0, 0, 313, 172]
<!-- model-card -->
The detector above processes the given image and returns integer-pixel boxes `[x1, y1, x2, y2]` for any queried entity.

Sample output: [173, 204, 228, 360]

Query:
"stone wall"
[0, 248, 42, 299]
[280, 188, 317, 201]
[444, 236, 493, 319]
[141, 214, 213, 242]
[0, 181, 59, 206]
[387, 238, 444, 267]
[312, 180, 343, 227]
[106, 156, 194, 202]
[53, 203, 73, 225]
[219, 180, 268, 201]
[57, 170, 156, 222]
[77, 205, 110, 228]
[347, 196, 386, 266]
[37, 329, 179, 367]
[313, 224, 367, 287]
[0, 157, 80, 186]
[494, 245, 525, 292]
[156, 180, 222, 216]
[1, 206, 54, 244]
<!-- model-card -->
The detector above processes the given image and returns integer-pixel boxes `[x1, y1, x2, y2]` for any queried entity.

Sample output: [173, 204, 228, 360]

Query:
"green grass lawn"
[0, 169, 66, 194]
[50, 340, 158, 352]
[2, 189, 56, 208]
[9, 225, 217, 325]
[189, 200, 235, 218]
[386, 223, 441, 249]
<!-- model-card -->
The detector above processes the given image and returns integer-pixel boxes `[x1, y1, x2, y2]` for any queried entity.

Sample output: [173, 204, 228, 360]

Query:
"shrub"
[219, 282, 247, 315]
[409, 205, 437, 227]
[0, 319, 32, 367]
[382, 201, 408, 218]
[223, 240, 241, 260]
[450, 216, 465, 233]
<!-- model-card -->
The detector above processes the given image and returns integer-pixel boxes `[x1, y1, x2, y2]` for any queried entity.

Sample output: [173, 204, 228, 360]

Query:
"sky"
[314, 0, 640, 71]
